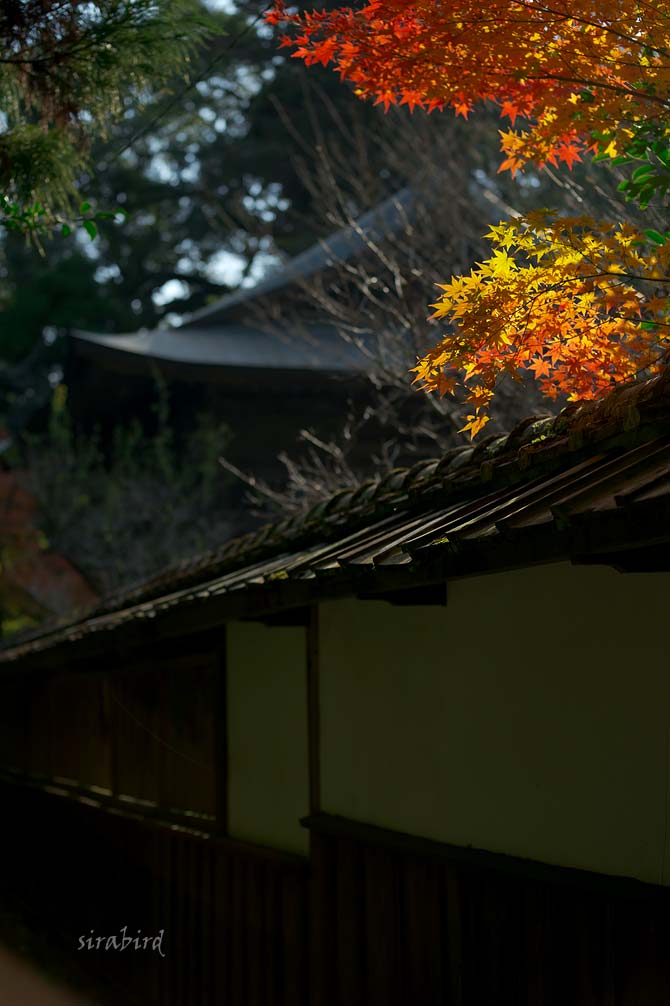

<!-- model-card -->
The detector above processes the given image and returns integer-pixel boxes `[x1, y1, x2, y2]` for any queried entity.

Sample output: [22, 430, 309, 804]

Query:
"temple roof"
[71, 190, 415, 376]
[72, 323, 370, 375]
[183, 189, 415, 327]
[4, 372, 670, 667]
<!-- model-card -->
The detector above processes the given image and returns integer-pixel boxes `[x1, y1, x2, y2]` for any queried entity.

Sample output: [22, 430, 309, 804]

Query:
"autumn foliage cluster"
[269, 1, 670, 435]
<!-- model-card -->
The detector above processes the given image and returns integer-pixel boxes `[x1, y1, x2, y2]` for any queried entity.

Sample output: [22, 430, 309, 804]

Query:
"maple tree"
[0, 468, 98, 635]
[268, 1, 670, 435]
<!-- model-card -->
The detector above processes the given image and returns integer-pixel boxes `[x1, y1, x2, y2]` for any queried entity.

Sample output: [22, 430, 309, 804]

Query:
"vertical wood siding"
[308, 818, 670, 1006]
[112, 654, 217, 814]
[2, 744, 670, 1003]
[0, 781, 309, 1006]
[0, 653, 218, 813]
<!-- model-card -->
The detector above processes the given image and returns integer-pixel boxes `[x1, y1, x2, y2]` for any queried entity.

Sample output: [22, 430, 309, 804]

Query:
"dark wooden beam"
[241, 606, 311, 627]
[306, 605, 320, 815]
[302, 812, 670, 902]
[104, 675, 119, 800]
[0, 769, 306, 864]
[573, 543, 670, 573]
[214, 633, 228, 835]
[357, 583, 447, 606]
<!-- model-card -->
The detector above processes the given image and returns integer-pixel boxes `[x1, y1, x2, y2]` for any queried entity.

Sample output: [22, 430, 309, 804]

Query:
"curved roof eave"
[183, 187, 415, 328]
[71, 324, 372, 373]
[69, 187, 416, 373]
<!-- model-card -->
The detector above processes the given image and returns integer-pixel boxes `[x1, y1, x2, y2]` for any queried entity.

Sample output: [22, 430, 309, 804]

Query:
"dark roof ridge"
[74, 375, 670, 606]
[4, 372, 670, 653]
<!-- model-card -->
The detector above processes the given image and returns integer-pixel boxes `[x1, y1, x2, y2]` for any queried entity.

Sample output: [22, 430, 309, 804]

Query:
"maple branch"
[516, 72, 670, 109]
[513, 0, 668, 55]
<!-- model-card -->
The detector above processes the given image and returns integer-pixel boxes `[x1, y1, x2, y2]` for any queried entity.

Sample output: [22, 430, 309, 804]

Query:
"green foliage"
[0, 3, 379, 430]
[0, 0, 215, 231]
[0, 194, 126, 242]
[18, 383, 237, 593]
[0, 127, 87, 213]
[0, 246, 131, 365]
[594, 125, 670, 208]
[1, 612, 40, 638]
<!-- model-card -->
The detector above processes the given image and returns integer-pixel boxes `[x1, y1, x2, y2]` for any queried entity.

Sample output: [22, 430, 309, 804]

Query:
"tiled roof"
[72, 190, 417, 373]
[4, 372, 670, 665]
[72, 322, 371, 376]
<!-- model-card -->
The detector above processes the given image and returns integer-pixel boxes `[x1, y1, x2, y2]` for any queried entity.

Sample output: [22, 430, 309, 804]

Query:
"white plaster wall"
[319, 562, 670, 884]
[227, 621, 309, 854]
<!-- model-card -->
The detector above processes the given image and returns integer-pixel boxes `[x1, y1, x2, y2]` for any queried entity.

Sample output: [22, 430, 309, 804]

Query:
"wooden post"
[103, 674, 119, 799]
[214, 630, 228, 834]
[306, 605, 320, 814]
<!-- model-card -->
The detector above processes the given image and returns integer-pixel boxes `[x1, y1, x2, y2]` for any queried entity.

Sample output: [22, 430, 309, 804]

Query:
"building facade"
[2, 374, 670, 1003]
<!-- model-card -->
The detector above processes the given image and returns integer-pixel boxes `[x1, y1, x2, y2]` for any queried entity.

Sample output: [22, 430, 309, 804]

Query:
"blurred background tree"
[0, 1, 383, 429]
[0, 0, 214, 233]
[1, 1, 656, 628]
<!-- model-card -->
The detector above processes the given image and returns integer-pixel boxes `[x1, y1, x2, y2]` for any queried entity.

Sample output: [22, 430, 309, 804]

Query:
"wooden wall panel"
[7, 671, 113, 790]
[0, 651, 218, 810]
[50, 672, 112, 789]
[4, 781, 669, 1004]
[0, 780, 309, 1006]
[308, 817, 670, 1006]
[112, 663, 163, 805]
[0, 674, 29, 773]
[113, 653, 217, 814]
[26, 673, 56, 778]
